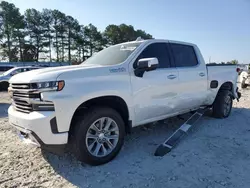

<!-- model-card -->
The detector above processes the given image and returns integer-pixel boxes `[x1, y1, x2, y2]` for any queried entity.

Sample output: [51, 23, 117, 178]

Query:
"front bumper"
[8, 106, 68, 154]
[16, 129, 67, 155]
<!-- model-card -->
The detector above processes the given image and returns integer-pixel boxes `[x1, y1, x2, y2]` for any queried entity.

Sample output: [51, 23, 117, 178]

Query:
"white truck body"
[8, 39, 240, 165]
[239, 70, 250, 88]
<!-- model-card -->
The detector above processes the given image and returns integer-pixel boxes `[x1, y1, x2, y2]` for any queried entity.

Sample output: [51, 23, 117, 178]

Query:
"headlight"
[31, 80, 65, 91]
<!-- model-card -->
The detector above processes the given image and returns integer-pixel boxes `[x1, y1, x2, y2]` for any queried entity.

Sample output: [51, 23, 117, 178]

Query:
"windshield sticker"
[120, 45, 136, 51]
[109, 67, 126, 73]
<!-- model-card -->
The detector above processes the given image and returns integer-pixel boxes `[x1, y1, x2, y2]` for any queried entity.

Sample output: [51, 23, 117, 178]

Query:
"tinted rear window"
[171, 44, 198, 67]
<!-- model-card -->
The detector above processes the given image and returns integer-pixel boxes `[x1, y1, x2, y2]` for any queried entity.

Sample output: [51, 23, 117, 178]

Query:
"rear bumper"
[8, 106, 68, 154]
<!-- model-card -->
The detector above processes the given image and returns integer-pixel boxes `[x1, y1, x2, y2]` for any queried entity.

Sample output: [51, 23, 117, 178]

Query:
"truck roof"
[120, 38, 197, 47]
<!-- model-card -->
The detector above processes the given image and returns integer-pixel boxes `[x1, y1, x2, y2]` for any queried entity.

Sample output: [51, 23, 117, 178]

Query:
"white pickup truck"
[8, 39, 241, 165]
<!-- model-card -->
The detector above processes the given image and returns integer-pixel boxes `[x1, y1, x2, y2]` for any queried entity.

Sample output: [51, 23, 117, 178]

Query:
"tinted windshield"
[82, 42, 142, 66]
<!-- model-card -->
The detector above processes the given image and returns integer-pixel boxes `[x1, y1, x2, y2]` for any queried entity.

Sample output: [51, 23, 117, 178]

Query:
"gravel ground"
[1, 87, 250, 188]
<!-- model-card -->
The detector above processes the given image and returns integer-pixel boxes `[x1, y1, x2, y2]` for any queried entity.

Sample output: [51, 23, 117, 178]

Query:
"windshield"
[2, 68, 17, 76]
[82, 42, 142, 66]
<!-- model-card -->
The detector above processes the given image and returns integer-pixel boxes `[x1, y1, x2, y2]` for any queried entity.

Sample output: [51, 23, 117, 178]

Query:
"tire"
[212, 90, 233, 118]
[71, 107, 125, 166]
[0, 82, 9, 91]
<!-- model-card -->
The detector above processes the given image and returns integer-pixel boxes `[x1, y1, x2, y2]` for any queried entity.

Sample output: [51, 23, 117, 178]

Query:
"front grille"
[12, 99, 33, 113]
[10, 83, 41, 113]
[13, 92, 40, 98]
[11, 83, 31, 89]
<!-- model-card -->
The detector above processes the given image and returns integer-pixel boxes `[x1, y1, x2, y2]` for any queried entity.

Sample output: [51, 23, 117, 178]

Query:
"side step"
[154, 107, 208, 157]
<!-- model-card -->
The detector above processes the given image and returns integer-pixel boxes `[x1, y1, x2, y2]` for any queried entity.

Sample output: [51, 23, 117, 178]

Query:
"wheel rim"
[86, 117, 119, 157]
[224, 95, 232, 116]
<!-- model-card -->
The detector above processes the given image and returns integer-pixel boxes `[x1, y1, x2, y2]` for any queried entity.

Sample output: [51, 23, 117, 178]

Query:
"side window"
[171, 43, 198, 67]
[11, 69, 22, 75]
[136, 43, 171, 68]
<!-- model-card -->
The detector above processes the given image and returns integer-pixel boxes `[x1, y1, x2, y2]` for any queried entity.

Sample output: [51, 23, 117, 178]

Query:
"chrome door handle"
[199, 72, 205, 77]
[167, 75, 177, 79]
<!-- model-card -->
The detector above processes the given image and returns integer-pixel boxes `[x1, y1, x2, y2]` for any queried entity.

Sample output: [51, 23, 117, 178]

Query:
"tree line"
[207, 60, 239, 65]
[0, 1, 153, 63]
[221, 60, 238, 64]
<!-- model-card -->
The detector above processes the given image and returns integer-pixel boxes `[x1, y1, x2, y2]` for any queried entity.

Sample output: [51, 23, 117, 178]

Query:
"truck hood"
[9, 64, 101, 83]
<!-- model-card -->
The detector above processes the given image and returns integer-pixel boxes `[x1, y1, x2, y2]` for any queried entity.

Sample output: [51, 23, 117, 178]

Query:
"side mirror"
[134, 58, 159, 77]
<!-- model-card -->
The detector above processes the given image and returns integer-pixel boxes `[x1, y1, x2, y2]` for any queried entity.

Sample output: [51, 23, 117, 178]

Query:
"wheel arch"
[218, 81, 233, 92]
[0, 81, 9, 91]
[69, 95, 131, 138]
[213, 81, 234, 104]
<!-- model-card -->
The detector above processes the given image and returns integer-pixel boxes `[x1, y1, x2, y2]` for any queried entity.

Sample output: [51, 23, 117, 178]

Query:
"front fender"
[42, 76, 133, 132]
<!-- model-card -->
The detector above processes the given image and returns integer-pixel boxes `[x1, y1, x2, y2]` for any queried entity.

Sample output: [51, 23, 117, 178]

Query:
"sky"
[5, 0, 250, 64]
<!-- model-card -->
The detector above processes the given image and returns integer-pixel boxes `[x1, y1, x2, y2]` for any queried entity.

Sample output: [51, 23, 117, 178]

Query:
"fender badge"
[109, 67, 126, 73]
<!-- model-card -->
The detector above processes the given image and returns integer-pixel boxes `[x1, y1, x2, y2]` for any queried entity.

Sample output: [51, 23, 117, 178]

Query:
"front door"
[131, 42, 180, 125]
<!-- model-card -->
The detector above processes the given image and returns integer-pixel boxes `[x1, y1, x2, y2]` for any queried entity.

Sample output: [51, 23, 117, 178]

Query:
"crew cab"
[8, 38, 241, 165]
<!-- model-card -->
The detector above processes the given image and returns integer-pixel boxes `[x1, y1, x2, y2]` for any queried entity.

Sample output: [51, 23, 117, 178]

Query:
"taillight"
[236, 68, 240, 73]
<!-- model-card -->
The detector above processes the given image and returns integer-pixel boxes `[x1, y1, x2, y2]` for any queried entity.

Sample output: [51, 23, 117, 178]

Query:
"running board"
[154, 107, 208, 157]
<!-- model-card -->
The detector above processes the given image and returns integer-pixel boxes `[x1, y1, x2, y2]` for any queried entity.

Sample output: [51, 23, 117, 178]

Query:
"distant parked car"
[239, 70, 250, 89]
[0, 66, 41, 91]
[0, 65, 15, 74]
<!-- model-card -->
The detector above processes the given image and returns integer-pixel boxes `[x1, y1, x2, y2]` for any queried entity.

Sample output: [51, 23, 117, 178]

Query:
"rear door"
[169, 42, 207, 111]
[131, 42, 180, 125]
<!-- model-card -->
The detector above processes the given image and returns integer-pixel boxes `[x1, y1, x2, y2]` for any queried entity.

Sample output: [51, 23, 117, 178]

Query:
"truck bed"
[204, 64, 238, 104]
[206, 64, 237, 85]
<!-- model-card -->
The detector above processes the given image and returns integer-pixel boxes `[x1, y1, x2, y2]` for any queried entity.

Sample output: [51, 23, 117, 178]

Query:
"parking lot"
[1, 87, 250, 188]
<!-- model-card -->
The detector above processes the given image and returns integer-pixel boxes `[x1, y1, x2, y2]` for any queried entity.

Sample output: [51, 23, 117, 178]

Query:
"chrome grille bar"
[10, 83, 48, 113]
[11, 84, 30, 89]
[12, 103, 32, 110]
[9, 83, 55, 114]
